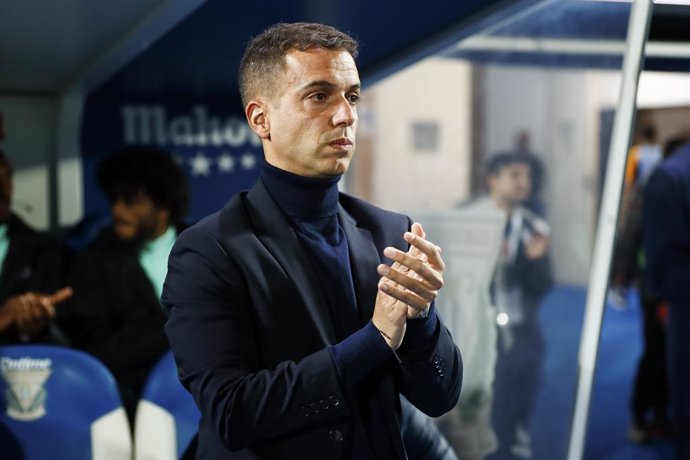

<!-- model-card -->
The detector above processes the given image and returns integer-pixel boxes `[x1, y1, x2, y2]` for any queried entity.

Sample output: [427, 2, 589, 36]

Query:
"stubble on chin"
[331, 157, 352, 176]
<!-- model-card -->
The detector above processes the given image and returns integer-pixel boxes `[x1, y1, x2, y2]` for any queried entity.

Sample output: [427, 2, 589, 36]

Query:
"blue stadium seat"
[134, 350, 200, 460]
[0, 344, 132, 460]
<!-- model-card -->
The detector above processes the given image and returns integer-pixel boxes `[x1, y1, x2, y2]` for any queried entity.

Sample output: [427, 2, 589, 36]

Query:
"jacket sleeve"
[394, 307, 463, 417]
[162, 227, 352, 451]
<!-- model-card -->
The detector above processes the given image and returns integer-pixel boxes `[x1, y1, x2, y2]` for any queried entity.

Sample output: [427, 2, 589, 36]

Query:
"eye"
[309, 93, 327, 102]
[347, 93, 360, 105]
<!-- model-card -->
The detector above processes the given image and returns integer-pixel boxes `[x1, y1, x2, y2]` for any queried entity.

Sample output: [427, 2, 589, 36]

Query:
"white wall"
[0, 96, 57, 230]
[482, 66, 621, 285]
[637, 71, 690, 109]
[360, 58, 473, 212]
[358, 59, 628, 286]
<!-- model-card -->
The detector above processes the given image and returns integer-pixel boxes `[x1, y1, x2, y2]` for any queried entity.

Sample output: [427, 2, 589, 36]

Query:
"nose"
[111, 198, 127, 217]
[332, 97, 357, 127]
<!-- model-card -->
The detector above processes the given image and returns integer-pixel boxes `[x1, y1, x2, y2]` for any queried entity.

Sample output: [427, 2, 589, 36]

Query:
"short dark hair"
[485, 151, 532, 177]
[96, 146, 189, 225]
[0, 149, 13, 177]
[663, 136, 689, 160]
[239, 22, 359, 107]
[638, 125, 657, 143]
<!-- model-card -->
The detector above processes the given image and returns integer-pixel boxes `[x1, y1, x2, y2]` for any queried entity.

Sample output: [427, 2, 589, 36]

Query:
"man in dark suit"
[485, 152, 552, 460]
[0, 150, 72, 344]
[59, 147, 190, 423]
[162, 22, 463, 459]
[644, 142, 690, 460]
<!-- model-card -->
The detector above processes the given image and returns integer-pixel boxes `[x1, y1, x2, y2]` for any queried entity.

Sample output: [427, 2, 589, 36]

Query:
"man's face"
[110, 190, 169, 242]
[256, 47, 360, 178]
[0, 166, 12, 223]
[489, 163, 532, 207]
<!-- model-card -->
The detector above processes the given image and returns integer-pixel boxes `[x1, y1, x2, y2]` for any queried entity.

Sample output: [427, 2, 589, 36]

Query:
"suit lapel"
[245, 180, 337, 344]
[340, 206, 409, 459]
[338, 206, 380, 327]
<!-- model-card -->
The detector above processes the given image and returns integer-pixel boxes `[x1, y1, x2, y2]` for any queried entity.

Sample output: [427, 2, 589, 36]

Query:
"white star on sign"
[190, 151, 212, 176]
[240, 152, 257, 170]
[217, 153, 235, 173]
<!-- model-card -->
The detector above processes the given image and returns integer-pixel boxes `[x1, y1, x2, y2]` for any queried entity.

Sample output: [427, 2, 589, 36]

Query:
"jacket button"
[329, 429, 344, 442]
[319, 399, 330, 411]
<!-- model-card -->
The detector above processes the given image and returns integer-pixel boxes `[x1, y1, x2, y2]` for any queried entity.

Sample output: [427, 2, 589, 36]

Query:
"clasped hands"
[372, 222, 445, 350]
[0, 287, 72, 335]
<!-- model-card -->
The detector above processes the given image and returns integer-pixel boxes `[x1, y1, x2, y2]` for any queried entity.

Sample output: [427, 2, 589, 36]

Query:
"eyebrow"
[299, 80, 361, 93]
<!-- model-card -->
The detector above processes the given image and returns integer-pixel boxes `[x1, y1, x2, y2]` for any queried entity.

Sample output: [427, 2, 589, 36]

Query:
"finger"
[17, 295, 32, 321]
[21, 294, 43, 321]
[378, 264, 437, 301]
[21, 293, 55, 320]
[404, 233, 445, 270]
[378, 280, 429, 311]
[407, 223, 426, 257]
[376, 280, 410, 316]
[38, 297, 56, 317]
[411, 222, 426, 239]
[383, 248, 443, 289]
[48, 287, 73, 305]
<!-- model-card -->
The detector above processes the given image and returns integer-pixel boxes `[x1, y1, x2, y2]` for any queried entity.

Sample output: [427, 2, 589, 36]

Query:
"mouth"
[113, 218, 133, 229]
[328, 138, 354, 151]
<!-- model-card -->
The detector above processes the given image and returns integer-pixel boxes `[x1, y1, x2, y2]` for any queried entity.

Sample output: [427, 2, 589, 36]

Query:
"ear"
[245, 100, 270, 140]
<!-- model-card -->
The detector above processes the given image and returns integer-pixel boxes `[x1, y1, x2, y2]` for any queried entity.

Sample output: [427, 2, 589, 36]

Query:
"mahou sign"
[81, 99, 263, 223]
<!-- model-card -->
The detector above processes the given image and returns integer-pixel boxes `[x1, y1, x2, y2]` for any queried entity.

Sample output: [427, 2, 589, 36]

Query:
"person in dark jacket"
[0, 149, 71, 344]
[644, 141, 690, 460]
[163, 22, 462, 459]
[486, 152, 553, 460]
[59, 146, 190, 423]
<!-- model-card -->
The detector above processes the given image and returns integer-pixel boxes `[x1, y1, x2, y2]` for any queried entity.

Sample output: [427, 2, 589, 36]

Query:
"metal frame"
[567, 1, 653, 458]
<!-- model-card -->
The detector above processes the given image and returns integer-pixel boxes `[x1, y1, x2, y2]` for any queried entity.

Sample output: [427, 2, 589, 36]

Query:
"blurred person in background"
[614, 134, 690, 443]
[485, 152, 553, 460]
[644, 140, 690, 460]
[58, 146, 190, 424]
[513, 131, 545, 217]
[0, 149, 71, 344]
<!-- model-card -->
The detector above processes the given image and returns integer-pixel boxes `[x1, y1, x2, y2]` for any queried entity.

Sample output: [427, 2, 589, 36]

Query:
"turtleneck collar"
[260, 160, 342, 219]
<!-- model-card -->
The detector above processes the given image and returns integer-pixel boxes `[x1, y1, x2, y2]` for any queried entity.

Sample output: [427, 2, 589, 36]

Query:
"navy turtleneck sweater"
[260, 161, 439, 458]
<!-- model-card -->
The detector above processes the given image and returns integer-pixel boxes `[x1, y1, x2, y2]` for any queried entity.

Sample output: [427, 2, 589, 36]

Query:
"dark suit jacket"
[163, 180, 462, 459]
[0, 213, 65, 344]
[644, 143, 690, 304]
[59, 228, 169, 403]
[500, 208, 553, 323]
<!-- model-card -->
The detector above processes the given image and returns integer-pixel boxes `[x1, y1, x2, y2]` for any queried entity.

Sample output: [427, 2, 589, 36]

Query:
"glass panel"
[348, 1, 632, 458]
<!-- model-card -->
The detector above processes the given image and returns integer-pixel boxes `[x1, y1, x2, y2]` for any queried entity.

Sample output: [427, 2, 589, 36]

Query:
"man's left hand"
[377, 222, 445, 319]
